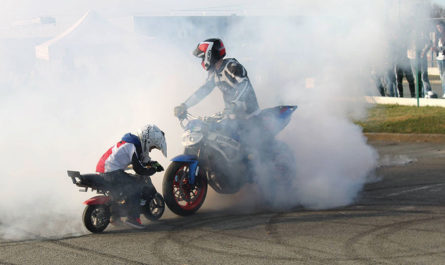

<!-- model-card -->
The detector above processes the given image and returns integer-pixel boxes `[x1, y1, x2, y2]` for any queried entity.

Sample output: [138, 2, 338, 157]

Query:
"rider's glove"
[174, 103, 187, 118]
[150, 161, 164, 172]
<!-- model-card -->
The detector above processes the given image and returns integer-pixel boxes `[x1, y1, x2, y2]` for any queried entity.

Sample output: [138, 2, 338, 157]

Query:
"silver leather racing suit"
[184, 58, 260, 118]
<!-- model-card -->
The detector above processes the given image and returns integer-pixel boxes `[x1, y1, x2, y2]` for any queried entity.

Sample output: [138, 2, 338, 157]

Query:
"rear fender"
[83, 195, 110, 205]
[259, 105, 297, 135]
[171, 154, 199, 185]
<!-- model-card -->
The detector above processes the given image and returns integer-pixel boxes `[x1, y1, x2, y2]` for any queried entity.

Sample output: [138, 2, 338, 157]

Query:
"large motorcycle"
[163, 105, 297, 216]
[67, 170, 165, 233]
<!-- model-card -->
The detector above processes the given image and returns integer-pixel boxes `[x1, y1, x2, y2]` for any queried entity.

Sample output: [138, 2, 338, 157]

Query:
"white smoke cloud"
[0, 0, 435, 239]
[0, 9, 198, 239]
[220, 0, 433, 209]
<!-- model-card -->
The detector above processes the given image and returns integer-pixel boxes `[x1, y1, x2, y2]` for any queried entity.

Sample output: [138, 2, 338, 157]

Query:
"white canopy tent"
[35, 10, 150, 61]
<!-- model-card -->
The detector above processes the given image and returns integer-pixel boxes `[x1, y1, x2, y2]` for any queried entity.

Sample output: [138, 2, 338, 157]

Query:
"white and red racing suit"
[96, 133, 156, 219]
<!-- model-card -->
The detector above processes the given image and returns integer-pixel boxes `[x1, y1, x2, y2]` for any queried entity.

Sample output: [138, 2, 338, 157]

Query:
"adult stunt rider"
[174, 38, 260, 120]
[96, 124, 166, 229]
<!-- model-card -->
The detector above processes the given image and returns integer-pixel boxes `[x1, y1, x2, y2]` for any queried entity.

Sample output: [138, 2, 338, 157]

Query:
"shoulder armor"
[226, 58, 247, 77]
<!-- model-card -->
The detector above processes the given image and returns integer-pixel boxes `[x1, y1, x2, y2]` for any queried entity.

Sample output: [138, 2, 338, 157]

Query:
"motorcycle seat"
[79, 173, 109, 189]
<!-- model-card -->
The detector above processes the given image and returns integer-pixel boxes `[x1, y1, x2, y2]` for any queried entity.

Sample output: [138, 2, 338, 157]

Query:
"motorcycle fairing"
[206, 132, 241, 162]
[83, 195, 110, 205]
[171, 154, 199, 185]
[184, 119, 204, 131]
[259, 105, 297, 135]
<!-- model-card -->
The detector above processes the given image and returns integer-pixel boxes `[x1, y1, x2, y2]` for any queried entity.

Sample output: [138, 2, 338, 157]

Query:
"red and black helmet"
[192, 38, 226, 70]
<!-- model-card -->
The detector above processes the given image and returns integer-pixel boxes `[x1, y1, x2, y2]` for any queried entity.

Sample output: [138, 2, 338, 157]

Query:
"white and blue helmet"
[138, 124, 167, 162]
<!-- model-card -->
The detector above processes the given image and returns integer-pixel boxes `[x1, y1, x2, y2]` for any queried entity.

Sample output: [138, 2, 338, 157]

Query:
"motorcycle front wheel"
[163, 161, 208, 216]
[142, 192, 165, 221]
[82, 204, 110, 233]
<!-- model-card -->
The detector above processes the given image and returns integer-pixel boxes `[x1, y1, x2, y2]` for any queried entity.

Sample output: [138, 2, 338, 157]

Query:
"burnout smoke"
[0, 0, 437, 239]
[219, 0, 434, 210]
[0, 7, 195, 240]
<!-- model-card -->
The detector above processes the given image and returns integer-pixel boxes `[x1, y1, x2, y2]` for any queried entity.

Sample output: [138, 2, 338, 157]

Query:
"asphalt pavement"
[1, 140, 445, 265]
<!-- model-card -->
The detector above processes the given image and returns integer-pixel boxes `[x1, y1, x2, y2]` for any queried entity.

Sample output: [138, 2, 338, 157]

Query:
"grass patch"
[356, 104, 445, 134]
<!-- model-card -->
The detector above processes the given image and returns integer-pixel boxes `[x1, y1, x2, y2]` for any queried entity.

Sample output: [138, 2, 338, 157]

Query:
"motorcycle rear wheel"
[82, 204, 110, 233]
[258, 141, 297, 208]
[163, 161, 208, 216]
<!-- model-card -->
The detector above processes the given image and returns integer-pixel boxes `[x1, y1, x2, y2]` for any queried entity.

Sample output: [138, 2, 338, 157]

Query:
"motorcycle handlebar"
[178, 112, 192, 129]
[178, 111, 226, 129]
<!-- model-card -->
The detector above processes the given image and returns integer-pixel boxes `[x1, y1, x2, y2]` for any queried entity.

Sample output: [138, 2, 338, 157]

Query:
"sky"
[1, 0, 392, 19]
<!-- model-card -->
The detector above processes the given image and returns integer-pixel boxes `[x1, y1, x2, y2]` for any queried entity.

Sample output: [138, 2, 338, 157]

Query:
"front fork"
[187, 161, 199, 185]
[174, 160, 199, 185]
[171, 153, 200, 185]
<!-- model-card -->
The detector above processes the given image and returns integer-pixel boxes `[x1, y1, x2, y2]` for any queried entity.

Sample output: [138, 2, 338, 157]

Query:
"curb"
[365, 96, 445, 108]
[365, 133, 445, 143]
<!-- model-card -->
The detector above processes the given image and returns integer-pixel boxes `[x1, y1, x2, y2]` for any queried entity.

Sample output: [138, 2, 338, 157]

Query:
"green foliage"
[355, 104, 445, 134]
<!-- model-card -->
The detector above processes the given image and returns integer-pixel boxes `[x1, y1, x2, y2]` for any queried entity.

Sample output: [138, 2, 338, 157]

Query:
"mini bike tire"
[82, 204, 110, 233]
[142, 193, 165, 221]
